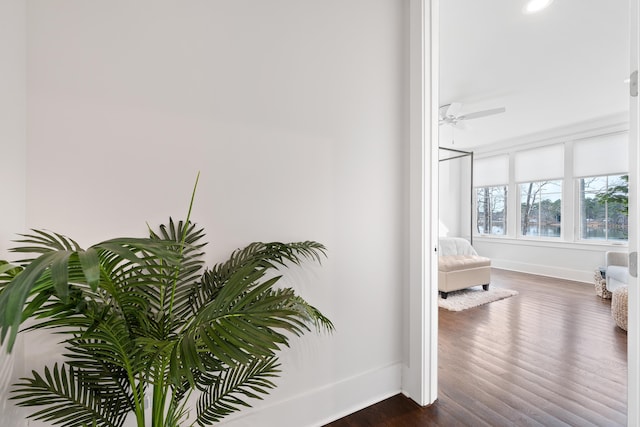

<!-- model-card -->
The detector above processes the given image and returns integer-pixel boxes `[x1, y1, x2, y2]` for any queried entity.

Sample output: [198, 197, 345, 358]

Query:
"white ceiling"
[439, 0, 630, 150]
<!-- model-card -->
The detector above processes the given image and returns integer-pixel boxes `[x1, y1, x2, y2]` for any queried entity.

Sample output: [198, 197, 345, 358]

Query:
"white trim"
[628, 0, 639, 425]
[488, 260, 595, 284]
[219, 363, 402, 427]
[403, 0, 436, 406]
[427, 0, 440, 407]
[565, 140, 576, 242]
[474, 236, 628, 251]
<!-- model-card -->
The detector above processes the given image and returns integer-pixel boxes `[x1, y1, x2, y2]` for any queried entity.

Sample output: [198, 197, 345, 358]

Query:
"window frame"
[576, 173, 629, 242]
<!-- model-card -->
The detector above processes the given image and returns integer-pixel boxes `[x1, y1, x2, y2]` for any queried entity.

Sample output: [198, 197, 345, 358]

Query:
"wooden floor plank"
[325, 268, 628, 426]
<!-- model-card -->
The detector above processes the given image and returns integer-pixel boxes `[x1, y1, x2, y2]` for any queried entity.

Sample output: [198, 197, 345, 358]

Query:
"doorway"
[431, 0, 639, 424]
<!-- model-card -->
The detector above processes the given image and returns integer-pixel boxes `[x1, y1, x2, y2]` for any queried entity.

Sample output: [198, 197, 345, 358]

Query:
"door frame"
[403, 0, 438, 406]
[628, 0, 639, 424]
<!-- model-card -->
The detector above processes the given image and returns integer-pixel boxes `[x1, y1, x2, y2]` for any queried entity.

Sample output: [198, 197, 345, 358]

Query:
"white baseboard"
[219, 362, 402, 427]
[491, 259, 593, 284]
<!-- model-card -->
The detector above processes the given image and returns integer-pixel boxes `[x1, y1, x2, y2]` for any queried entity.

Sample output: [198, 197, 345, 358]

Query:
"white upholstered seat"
[438, 238, 491, 299]
[606, 251, 629, 292]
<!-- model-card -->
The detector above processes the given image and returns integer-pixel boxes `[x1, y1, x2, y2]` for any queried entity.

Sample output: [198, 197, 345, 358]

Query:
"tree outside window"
[519, 180, 562, 237]
[580, 174, 628, 241]
[476, 186, 507, 235]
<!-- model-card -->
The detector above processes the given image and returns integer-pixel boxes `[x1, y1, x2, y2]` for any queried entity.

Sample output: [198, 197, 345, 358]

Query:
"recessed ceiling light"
[524, 0, 554, 14]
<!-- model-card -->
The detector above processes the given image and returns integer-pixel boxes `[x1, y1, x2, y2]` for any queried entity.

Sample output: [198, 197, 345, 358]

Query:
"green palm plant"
[0, 193, 332, 426]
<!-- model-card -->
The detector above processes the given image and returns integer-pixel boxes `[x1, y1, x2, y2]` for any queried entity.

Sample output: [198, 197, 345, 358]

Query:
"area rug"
[438, 287, 518, 312]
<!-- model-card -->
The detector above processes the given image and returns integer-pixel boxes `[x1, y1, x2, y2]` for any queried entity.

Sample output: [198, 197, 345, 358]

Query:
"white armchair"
[606, 251, 629, 292]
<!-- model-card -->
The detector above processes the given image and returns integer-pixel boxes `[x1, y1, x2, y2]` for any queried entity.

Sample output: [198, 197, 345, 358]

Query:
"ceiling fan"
[439, 103, 506, 128]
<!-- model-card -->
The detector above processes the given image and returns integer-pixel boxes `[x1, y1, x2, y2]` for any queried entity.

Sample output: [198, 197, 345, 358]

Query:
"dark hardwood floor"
[325, 268, 628, 426]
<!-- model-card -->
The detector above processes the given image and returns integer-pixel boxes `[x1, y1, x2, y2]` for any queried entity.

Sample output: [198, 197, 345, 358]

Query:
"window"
[519, 180, 562, 238]
[574, 133, 628, 242]
[472, 132, 628, 245]
[473, 155, 509, 237]
[476, 186, 507, 235]
[579, 174, 628, 241]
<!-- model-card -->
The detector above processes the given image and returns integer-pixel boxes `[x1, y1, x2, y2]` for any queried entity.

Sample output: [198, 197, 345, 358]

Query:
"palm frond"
[11, 363, 128, 427]
[147, 218, 206, 318]
[10, 229, 82, 257]
[0, 260, 22, 279]
[169, 266, 278, 383]
[63, 344, 134, 413]
[0, 233, 185, 351]
[0, 251, 72, 350]
[195, 356, 280, 426]
[288, 295, 335, 333]
[169, 261, 329, 386]
[76, 314, 149, 376]
[149, 218, 207, 250]
[186, 241, 327, 316]
[209, 241, 326, 282]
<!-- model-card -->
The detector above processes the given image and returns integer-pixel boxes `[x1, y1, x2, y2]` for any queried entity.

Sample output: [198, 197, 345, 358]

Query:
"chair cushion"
[438, 237, 478, 256]
[606, 265, 629, 291]
[439, 255, 491, 272]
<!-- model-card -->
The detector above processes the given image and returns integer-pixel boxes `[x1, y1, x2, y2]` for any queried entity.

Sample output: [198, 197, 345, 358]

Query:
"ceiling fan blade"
[446, 102, 463, 117]
[458, 107, 506, 121]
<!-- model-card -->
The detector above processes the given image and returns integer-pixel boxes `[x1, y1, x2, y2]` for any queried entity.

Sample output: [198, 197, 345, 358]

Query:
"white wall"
[474, 238, 615, 283]
[12, 1, 408, 426]
[0, 1, 27, 425]
[0, 0, 27, 255]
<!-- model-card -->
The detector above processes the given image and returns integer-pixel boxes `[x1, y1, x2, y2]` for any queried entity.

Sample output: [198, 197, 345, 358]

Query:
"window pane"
[519, 180, 562, 238]
[476, 186, 507, 236]
[579, 174, 628, 241]
[580, 176, 606, 239]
